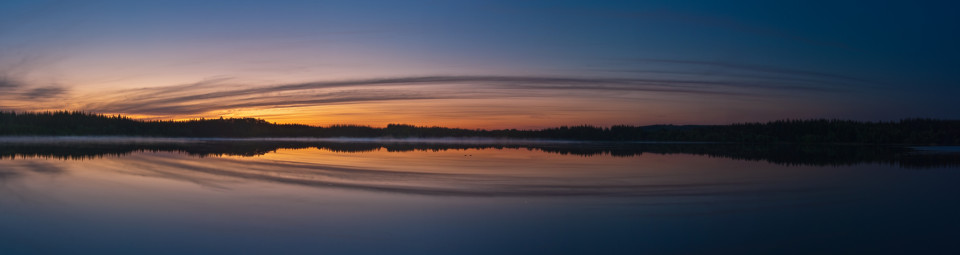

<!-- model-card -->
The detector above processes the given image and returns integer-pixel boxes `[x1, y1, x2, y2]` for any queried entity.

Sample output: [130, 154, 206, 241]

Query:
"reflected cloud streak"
[0, 139, 956, 199]
[108, 152, 756, 197]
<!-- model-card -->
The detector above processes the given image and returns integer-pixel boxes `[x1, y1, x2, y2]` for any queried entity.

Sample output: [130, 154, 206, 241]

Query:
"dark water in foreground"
[1, 138, 958, 254]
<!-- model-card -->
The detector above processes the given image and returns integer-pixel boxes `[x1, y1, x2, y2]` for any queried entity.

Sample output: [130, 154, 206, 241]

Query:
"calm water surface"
[1, 139, 958, 254]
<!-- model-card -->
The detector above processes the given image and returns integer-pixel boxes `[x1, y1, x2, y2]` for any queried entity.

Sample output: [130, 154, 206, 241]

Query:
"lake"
[1, 138, 958, 254]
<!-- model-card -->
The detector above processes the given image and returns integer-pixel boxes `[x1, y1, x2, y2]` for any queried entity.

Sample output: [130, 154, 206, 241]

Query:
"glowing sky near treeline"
[1, 0, 958, 129]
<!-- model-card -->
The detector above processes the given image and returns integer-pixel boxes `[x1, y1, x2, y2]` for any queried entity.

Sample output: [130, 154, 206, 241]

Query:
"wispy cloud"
[0, 76, 69, 109]
[635, 58, 877, 85]
[79, 74, 836, 117]
[0, 83, 69, 104]
[0, 53, 71, 108]
[0, 77, 22, 89]
[20, 86, 67, 99]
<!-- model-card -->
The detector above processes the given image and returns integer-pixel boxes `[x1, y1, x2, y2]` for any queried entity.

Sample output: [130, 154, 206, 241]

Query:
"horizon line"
[2, 110, 955, 130]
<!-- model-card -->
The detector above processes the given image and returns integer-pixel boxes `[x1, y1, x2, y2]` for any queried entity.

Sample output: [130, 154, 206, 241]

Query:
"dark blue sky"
[1, 0, 957, 127]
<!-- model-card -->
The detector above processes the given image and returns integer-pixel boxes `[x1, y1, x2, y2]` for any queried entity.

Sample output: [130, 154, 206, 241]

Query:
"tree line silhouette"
[1, 111, 959, 144]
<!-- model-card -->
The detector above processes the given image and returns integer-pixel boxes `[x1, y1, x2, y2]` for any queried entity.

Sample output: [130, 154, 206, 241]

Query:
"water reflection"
[1, 138, 958, 254]
[1, 138, 958, 168]
[0, 149, 748, 197]
[0, 139, 955, 198]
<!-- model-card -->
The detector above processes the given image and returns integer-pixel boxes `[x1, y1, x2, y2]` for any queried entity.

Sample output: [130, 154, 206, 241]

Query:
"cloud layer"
[75, 74, 840, 118]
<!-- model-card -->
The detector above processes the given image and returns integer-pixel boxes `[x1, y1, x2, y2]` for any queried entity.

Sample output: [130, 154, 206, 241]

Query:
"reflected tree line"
[1, 111, 960, 144]
[1, 141, 958, 168]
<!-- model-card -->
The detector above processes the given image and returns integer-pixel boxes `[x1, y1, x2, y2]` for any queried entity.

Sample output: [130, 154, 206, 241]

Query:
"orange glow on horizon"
[79, 97, 652, 129]
[4, 75, 835, 129]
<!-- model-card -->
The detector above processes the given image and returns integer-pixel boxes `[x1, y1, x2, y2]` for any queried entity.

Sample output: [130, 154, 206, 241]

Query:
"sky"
[1, 0, 958, 129]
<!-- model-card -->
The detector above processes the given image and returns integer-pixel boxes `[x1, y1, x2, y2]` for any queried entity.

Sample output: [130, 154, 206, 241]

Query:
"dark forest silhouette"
[1, 111, 959, 144]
